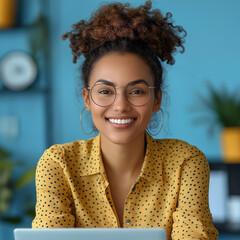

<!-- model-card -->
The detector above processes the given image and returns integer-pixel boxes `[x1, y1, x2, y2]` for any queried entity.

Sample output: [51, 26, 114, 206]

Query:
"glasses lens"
[91, 84, 115, 106]
[126, 83, 150, 106]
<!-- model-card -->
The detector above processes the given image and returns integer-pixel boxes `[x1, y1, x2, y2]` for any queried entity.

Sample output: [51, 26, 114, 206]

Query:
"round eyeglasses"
[87, 82, 156, 107]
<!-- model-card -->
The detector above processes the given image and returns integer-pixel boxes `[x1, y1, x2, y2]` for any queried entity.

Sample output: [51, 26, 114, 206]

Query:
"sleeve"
[32, 145, 75, 228]
[171, 151, 219, 240]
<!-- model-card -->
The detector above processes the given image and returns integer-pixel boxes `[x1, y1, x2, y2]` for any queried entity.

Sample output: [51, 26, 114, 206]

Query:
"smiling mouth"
[106, 118, 136, 124]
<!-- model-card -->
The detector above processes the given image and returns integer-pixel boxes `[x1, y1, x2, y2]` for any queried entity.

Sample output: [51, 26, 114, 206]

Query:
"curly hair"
[62, 0, 186, 65]
[62, 1, 186, 91]
[62, 0, 186, 132]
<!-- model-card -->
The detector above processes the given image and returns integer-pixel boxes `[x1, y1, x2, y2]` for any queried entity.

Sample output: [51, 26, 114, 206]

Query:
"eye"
[98, 89, 113, 95]
[129, 89, 146, 95]
[92, 84, 115, 96]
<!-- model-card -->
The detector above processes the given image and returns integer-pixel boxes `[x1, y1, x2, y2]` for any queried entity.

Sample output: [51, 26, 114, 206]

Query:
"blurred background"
[0, 0, 240, 239]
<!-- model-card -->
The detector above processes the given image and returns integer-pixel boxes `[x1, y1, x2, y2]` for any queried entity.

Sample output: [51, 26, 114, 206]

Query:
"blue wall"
[2, 0, 240, 159]
[0, 0, 240, 239]
[49, 0, 240, 158]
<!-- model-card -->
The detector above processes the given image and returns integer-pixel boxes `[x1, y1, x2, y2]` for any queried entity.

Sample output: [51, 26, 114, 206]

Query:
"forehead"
[89, 52, 153, 86]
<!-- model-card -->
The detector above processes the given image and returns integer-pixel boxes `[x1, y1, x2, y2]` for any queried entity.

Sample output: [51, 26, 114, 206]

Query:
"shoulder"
[151, 137, 208, 169]
[148, 133, 204, 156]
[38, 135, 99, 167]
[156, 138, 203, 156]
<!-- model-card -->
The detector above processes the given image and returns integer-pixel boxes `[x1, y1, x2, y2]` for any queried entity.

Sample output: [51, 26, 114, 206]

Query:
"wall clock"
[0, 51, 38, 91]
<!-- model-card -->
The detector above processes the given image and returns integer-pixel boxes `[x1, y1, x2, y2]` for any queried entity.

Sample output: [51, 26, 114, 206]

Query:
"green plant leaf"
[1, 216, 22, 225]
[27, 13, 50, 63]
[0, 148, 9, 159]
[193, 81, 240, 130]
[0, 187, 12, 213]
[0, 168, 12, 186]
[14, 167, 36, 189]
[0, 160, 22, 169]
[25, 208, 36, 218]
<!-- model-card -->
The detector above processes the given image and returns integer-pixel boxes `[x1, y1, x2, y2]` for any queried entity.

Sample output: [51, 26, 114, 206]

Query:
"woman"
[32, 1, 218, 239]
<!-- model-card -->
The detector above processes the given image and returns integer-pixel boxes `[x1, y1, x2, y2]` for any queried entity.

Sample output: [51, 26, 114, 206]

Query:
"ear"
[82, 88, 91, 110]
[152, 90, 162, 113]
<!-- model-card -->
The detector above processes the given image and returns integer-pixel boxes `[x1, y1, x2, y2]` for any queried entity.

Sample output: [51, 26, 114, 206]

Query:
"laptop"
[14, 228, 166, 240]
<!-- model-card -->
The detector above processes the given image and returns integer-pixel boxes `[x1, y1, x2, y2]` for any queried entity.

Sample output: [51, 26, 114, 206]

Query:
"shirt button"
[126, 219, 131, 224]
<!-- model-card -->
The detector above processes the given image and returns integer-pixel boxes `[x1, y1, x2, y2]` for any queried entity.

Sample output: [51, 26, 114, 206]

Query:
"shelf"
[210, 162, 240, 235]
[0, 2, 53, 149]
[209, 162, 240, 169]
[215, 222, 240, 234]
[0, 88, 48, 95]
[0, 25, 33, 32]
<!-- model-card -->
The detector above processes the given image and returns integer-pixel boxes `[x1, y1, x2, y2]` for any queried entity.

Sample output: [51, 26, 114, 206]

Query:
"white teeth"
[108, 118, 134, 124]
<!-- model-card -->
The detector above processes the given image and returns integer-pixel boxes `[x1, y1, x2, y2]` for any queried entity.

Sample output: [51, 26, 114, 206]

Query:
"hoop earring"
[147, 108, 164, 136]
[80, 107, 95, 135]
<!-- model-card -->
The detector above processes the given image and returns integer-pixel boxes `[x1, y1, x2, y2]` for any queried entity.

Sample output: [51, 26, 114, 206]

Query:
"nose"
[112, 89, 131, 112]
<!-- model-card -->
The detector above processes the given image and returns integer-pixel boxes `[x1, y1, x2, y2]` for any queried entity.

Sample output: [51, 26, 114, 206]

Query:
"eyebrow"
[94, 79, 150, 87]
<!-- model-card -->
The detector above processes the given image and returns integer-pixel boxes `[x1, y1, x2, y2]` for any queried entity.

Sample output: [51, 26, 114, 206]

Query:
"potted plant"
[0, 146, 35, 224]
[194, 82, 240, 163]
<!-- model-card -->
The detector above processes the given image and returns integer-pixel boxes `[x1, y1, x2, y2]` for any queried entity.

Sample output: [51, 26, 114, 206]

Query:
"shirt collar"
[78, 132, 163, 182]
[78, 134, 107, 178]
[139, 131, 163, 182]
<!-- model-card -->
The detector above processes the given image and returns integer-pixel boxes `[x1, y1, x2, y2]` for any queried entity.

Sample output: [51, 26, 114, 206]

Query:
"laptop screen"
[14, 228, 166, 240]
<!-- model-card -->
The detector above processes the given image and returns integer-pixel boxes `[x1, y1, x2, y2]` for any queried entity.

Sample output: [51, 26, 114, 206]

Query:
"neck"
[100, 132, 146, 179]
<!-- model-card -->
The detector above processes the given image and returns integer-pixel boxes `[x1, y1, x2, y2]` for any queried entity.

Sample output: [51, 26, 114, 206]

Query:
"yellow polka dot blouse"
[32, 132, 218, 240]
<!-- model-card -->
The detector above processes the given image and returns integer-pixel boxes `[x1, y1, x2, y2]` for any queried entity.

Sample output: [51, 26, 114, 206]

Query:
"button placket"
[124, 180, 140, 227]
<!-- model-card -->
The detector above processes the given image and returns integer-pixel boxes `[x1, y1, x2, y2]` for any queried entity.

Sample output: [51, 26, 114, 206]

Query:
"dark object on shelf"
[209, 162, 240, 196]
[228, 164, 240, 196]
[214, 222, 240, 235]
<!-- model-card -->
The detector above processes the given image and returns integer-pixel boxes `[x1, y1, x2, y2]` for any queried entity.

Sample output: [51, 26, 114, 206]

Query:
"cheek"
[137, 103, 154, 123]
[89, 105, 106, 126]
[142, 100, 155, 122]
[144, 108, 154, 124]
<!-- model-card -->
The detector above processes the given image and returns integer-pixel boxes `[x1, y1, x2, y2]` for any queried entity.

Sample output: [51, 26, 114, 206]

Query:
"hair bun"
[62, 0, 186, 64]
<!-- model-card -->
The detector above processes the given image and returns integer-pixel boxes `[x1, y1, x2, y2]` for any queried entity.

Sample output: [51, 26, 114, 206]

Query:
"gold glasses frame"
[87, 81, 156, 107]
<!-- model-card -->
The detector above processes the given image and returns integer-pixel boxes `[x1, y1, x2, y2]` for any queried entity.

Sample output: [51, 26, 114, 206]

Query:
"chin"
[101, 130, 144, 146]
